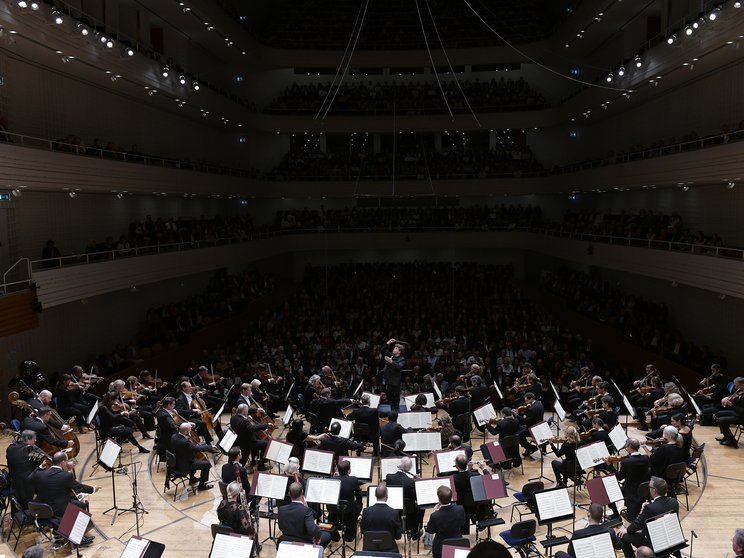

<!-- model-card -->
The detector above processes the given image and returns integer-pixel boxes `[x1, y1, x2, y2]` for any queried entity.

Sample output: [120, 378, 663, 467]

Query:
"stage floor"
[0, 413, 736, 558]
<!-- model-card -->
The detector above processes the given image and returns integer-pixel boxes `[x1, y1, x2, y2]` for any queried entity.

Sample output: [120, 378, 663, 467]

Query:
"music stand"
[120, 536, 166, 558]
[58, 503, 92, 558]
[472, 403, 498, 445]
[586, 474, 624, 520]
[470, 473, 507, 541]
[569, 531, 615, 558]
[209, 532, 254, 558]
[645, 512, 688, 557]
[612, 380, 636, 432]
[101, 440, 125, 522]
[533, 486, 573, 550]
[528, 421, 554, 483]
[250, 471, 288, 547]
[276, 541, 324, 558]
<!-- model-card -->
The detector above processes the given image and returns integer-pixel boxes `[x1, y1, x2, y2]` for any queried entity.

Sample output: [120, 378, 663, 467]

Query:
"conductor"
[383, 338, 405, 412]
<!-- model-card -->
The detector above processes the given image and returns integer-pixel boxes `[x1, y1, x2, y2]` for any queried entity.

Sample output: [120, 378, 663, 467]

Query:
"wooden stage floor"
[0, 413, 739, 558]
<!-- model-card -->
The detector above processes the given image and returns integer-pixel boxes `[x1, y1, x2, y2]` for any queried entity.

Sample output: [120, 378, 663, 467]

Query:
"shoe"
[720, 439, 738, 448]
[411, 528, 423, 540]
[142, 434, 154, 440]
[197, 483, 214, 491]
[620, 509, 629, 521]
[138, 447, 150, 454]
[715, 436, 726, 442]
[637, 426, 649, 431]
[79, 535, 95, 547]
[189, 477, 199, 485]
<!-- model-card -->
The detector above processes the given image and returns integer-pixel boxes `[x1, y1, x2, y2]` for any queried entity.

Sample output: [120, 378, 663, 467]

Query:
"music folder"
[402, 432, 442, 452]
[570, 531, 616, 558]
[529, 421, 554, 445]
[282, 405, 294, 426]
[585, 474, 624, 505]
[472, 402, 497, 427]
[218, 427, 237, 453]
[576, 441, 610, 471]
[482, 441, 509, 464]
[554, 400, 566, 421]
[329, 418, 353, 439]
[210, 532, 254, 558]
[441, 544, 471, 558]
[277, 541, 324, 558]
[470, 472, 507, 502]
[87, 400, 99, 426]
[361, 391, 381, 409]
[645, 512, 686, 555]
[120, 536, 166, 558]
[608, 424, 628, 451]
[403, 393, 436, 409]
[433, 448, 467, 474]
[58, 502, 92, 545]
[380, 457, 418, 478]
[338, 456, 374, 479]
[533, 486, 574, 525]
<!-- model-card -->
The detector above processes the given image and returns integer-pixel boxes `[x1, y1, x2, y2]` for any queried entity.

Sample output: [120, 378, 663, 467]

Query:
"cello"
[191, 391, 219, 442]
[7, 392, 80, 458]
[173, 412, 208, 461]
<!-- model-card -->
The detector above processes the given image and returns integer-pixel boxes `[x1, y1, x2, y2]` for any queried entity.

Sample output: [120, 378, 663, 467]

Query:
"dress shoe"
[715, 436, 726, 442]
[197, 483, 214, 491]
[720, 439, 738, 448]
[138, 447, 151, 454]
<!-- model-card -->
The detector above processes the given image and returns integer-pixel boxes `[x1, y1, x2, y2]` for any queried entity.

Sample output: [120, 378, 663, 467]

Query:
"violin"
[515, 403, 530, 415]
[604, 455, 629, 464]
[580, 427, 598, 440]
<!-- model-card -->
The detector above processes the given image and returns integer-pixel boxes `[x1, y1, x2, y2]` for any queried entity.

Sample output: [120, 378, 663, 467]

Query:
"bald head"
[288, 482, 304, 501]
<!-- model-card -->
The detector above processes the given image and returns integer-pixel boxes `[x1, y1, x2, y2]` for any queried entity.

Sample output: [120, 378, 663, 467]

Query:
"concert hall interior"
[1, 1, 744, 557]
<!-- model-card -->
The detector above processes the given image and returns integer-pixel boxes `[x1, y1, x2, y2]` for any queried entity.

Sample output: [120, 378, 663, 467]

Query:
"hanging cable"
[414, 0, 453, 121]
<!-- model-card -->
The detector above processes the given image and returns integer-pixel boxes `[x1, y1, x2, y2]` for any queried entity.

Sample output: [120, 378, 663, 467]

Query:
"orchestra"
[1, 350, 737, 557]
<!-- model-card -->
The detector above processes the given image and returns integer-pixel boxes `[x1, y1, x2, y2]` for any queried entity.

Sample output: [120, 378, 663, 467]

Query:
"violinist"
[6, 430, 43, 507]
[309, 387, 353, 426]
[194, 366, 227, 407]
[634, 377, 664, 431]
[715, 375, 744, 448]
[318, 421, 366, 459]
[410, 393, 437, 414]
[110, 380, 152, 439]
[170, 422, 216, 491]
[648, 426, 685, 477]
[53, 375, 91, 434]
[579, 393, 617, 431]
[452, 455, 490, 526]
[175, 381, 215, 444]
[629, 364, 659, 407]
[646, 413, 692, 459]
[486, 406, 520, 443]
[22, 406, 74, 452]
[518, 392, 544, 457]
[444, 386, 472, 442]
[155, 397, 180, 455]
[469, 374, 490, 410]
[139, 370, 169, 395]
[125, 376, 156, 431]
[71, 365, 102, 404]
[303, 375, 324, 416]
[330, 460, 362, 542]
[277, 482, 332, 547]
[286, 419, 327, 460]
[649, 392, 684, 430]
[694, 364, 727, 425]
[347, 394, 380, 456]
[550, 426, 581, 487]
[614, 439, 650, 522]
[98, 392, 151, 453]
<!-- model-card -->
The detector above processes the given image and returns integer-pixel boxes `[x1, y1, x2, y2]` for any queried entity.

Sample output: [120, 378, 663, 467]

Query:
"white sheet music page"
[415, 478, 453, 506]
[554, 401, 566, 421]
[473, 403, 497, 426]
[493, 381, 503, 400]
[534, 488, 572, 522]
[550, 382, 561, 400]
[99, 439, 121, 469]
[608, 424, 628, 452]
[402, 432, 442, 451]
[87, 401, 99, 426]
[282, 406, 294, 425]
[120, 536, 149, 558]
[339, 456, 373, 479]
[218, 428, 237, 453]
[380, 458, 418, 478]
[361, 392, 381, 409]
[529, 421, 554, 445]
[367, 485, 404, 510]
[601, 475, 624, 503]
[210, 533, 254, 558]
[329, 418, 353, 438]
[305, 477, 341, 505]
[622, 394, 636, 418]
[68, 511, 91, 545]
[432, 381, 443, 400]
[398, 412, 432, 430]
[265, 440, 293, 465]
[435, 449, 466, 474]
[303, 449, 334, 474]
[255, 473, 289, 500]
[647, 513, 685, 553]
[576, 441, 610, 470]
[276, 542, 322, 558]
[571, 532, 615, 558]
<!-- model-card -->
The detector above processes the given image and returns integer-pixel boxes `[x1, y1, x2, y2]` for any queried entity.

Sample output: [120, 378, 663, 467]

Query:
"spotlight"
[617, 65, 625, 77]
[30, 1, 38, 9]
[684, 25, 693, 36]
[61, 56, 70, 63]
[147, 89, 156, 96]
[52, 10, 63, 25]
[105, 38, 114, 48]
[124, 47, 134, 57]
[178, 74, 186, 85]
[682, 185, 690, 192]
[77, 24, 89, 36]
[709, 7, 721, 20]
[11, 189, 21, 197]
[116, 192, 124, 199]
[634, 55, 642, 68]
[100, 35, 107, 44]
[161, 65, 170, 78]
[667, 34, 676, 44]
[735, 1, 742, 8]
[605, 73, 614, 83]
[68, 191, 77, 198]
[727, 181, 736, 189]
[17, 1, 27, 8]
[110, 74, 118, 82]
[192, 80, 200, 91]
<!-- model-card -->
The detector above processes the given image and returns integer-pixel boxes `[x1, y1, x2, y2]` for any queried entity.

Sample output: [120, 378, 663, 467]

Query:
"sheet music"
[265, 439, 293, 465]
[302, 449, 335, 475]
[529, 421, 554, 445]
[305, 477, 341, 505]
[473, 403, 497, 426]
[621, 394, 635, 418]
[214, 401, 226, 422]
[576, 441, 610, 471]
[550, 381, 561, 400]
[210, 533, 254, 558]
[402, 432, 442, 451]
[380, 457, 418, 478]
[602, 475, 624, 503]
[277, 542, 323, 558]
[367, 485, 404, 510]
[647, 513, 685, 553]
[285, 381, 296, 401]
[99, 439, 121, 469]
[534, 487, 573, 522]
[434, 449, 467, 474]
[218, 428, 237, 453]
[398, 412, 432, 430]
[554, 401, 566, 421]
[254, 472, 289, 500]
[121, 536, 150, 558]
[338, 456, 373, 479]
[415, 477, 454, 506]
[403, 393, 435, 409]
[283, 406, 294, 426]
[69, 510, 91, 544]
[329, 418, 353, 439]
[353, 379, 365, 396]
[687, 394, 702, 416]
[87, 401, 99, 426]
[608, 424, 628, 451]
[361, 392, 381, 409]
[432, 381, 443, 400]
[493, 381, 503, 400]
[571, 532, 616, 558]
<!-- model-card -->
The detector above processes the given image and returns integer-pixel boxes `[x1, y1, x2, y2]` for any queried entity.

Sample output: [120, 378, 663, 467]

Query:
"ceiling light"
[11, 189, 21, 197]
[617, 66, 625, 77]
[52, 10, 63, 25]
[605, 73, 614, 83]
[100, 36, 108, 44]
[17, 1, 27, 8]
[116, 192, 124, 199]
[77, 24, 89, 36]
[682, 185, 690, 192]
[667, 34, 676, 44]
[30, 1, 38, 10]
[147, 89, 156, 96]
[684, 25, 693, 36]
[161, 65, 169, 78]
[192, 80, 200, 91]
[68, 191, 77, 198]
[61, 56, 70, 63]
[105, 39, 114, 48]
[178, 74, 186, 85]
[727, 181, 736, 189]
[634, 55, 642, 68]
[735, 1, 742, 8]
[709, 7, 721, 20]
[124, 47, 134, 57]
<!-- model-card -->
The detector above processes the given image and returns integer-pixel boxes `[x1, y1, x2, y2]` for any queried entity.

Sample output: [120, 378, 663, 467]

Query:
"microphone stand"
[110, 450, 148, 531]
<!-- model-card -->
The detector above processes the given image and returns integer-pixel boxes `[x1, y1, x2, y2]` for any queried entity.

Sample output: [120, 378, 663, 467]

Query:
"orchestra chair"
[497, 434, 524, 476]
[499, 519, 539, 557]
[164, 450, 191, 502]
[452, 413, 472, 443]
[352, 422, 376, 456]
[402, 496, 422, 554]
[9, 418, 22, 432]
[663, 462, 690, 510]
[6, 496, 33, 551]
[0, 472, 12, 520]
[211, 523, 234, 539]
[26, 501, 64, 550]
[510, 481, 543, 523]
[363, 531, 395, 552]
[307, 412, 321, 434]
[685, 444, 705, 487]
[154, 437, 166, 472]
[562, 459, 586, 490]
[218, 481, 228, 500]
[637, 481, 651, 507]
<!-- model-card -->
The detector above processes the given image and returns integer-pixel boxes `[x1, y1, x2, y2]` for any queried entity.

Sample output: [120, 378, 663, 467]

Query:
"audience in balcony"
[542, 267, 726, 374]
[266, 77, 547, 114]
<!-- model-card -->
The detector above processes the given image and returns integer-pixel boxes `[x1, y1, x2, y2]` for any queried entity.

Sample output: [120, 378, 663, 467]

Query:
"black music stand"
[470, 474, 506, 542]
[533, 487, 574, 557]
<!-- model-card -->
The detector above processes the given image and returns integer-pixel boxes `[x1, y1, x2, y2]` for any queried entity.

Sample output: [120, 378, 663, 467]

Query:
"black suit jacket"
[21, 417, 67, 449]
[170, 432, 211, 473]
[452, 470, 481, 504]
[156, 409, 177, 451]
[348, 406, 379, 435]
[448, 397, 471, 419]
[222, 462, 251, 493]
[361, 503, 402, 550]
[385, 471, 416, 502]
[522, 401, 544, 426]
[380, 421, 406, 447]
[649, 443, 685, 477]
[426, 504, 467, 557]
[337, 474, 362, 505]
[566, 523, 621, 557]
[318, 434, 365, 458]
[469, 385, 489, 409]
[382, 344, 405, 387]
[616, 454, 650, 501]
[278, 501, 322, 543]
[627, 496, 679, 534]
[6, 442, 41, 506]
[493, 416, 520, 438]
[30, 466, 94, 517]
